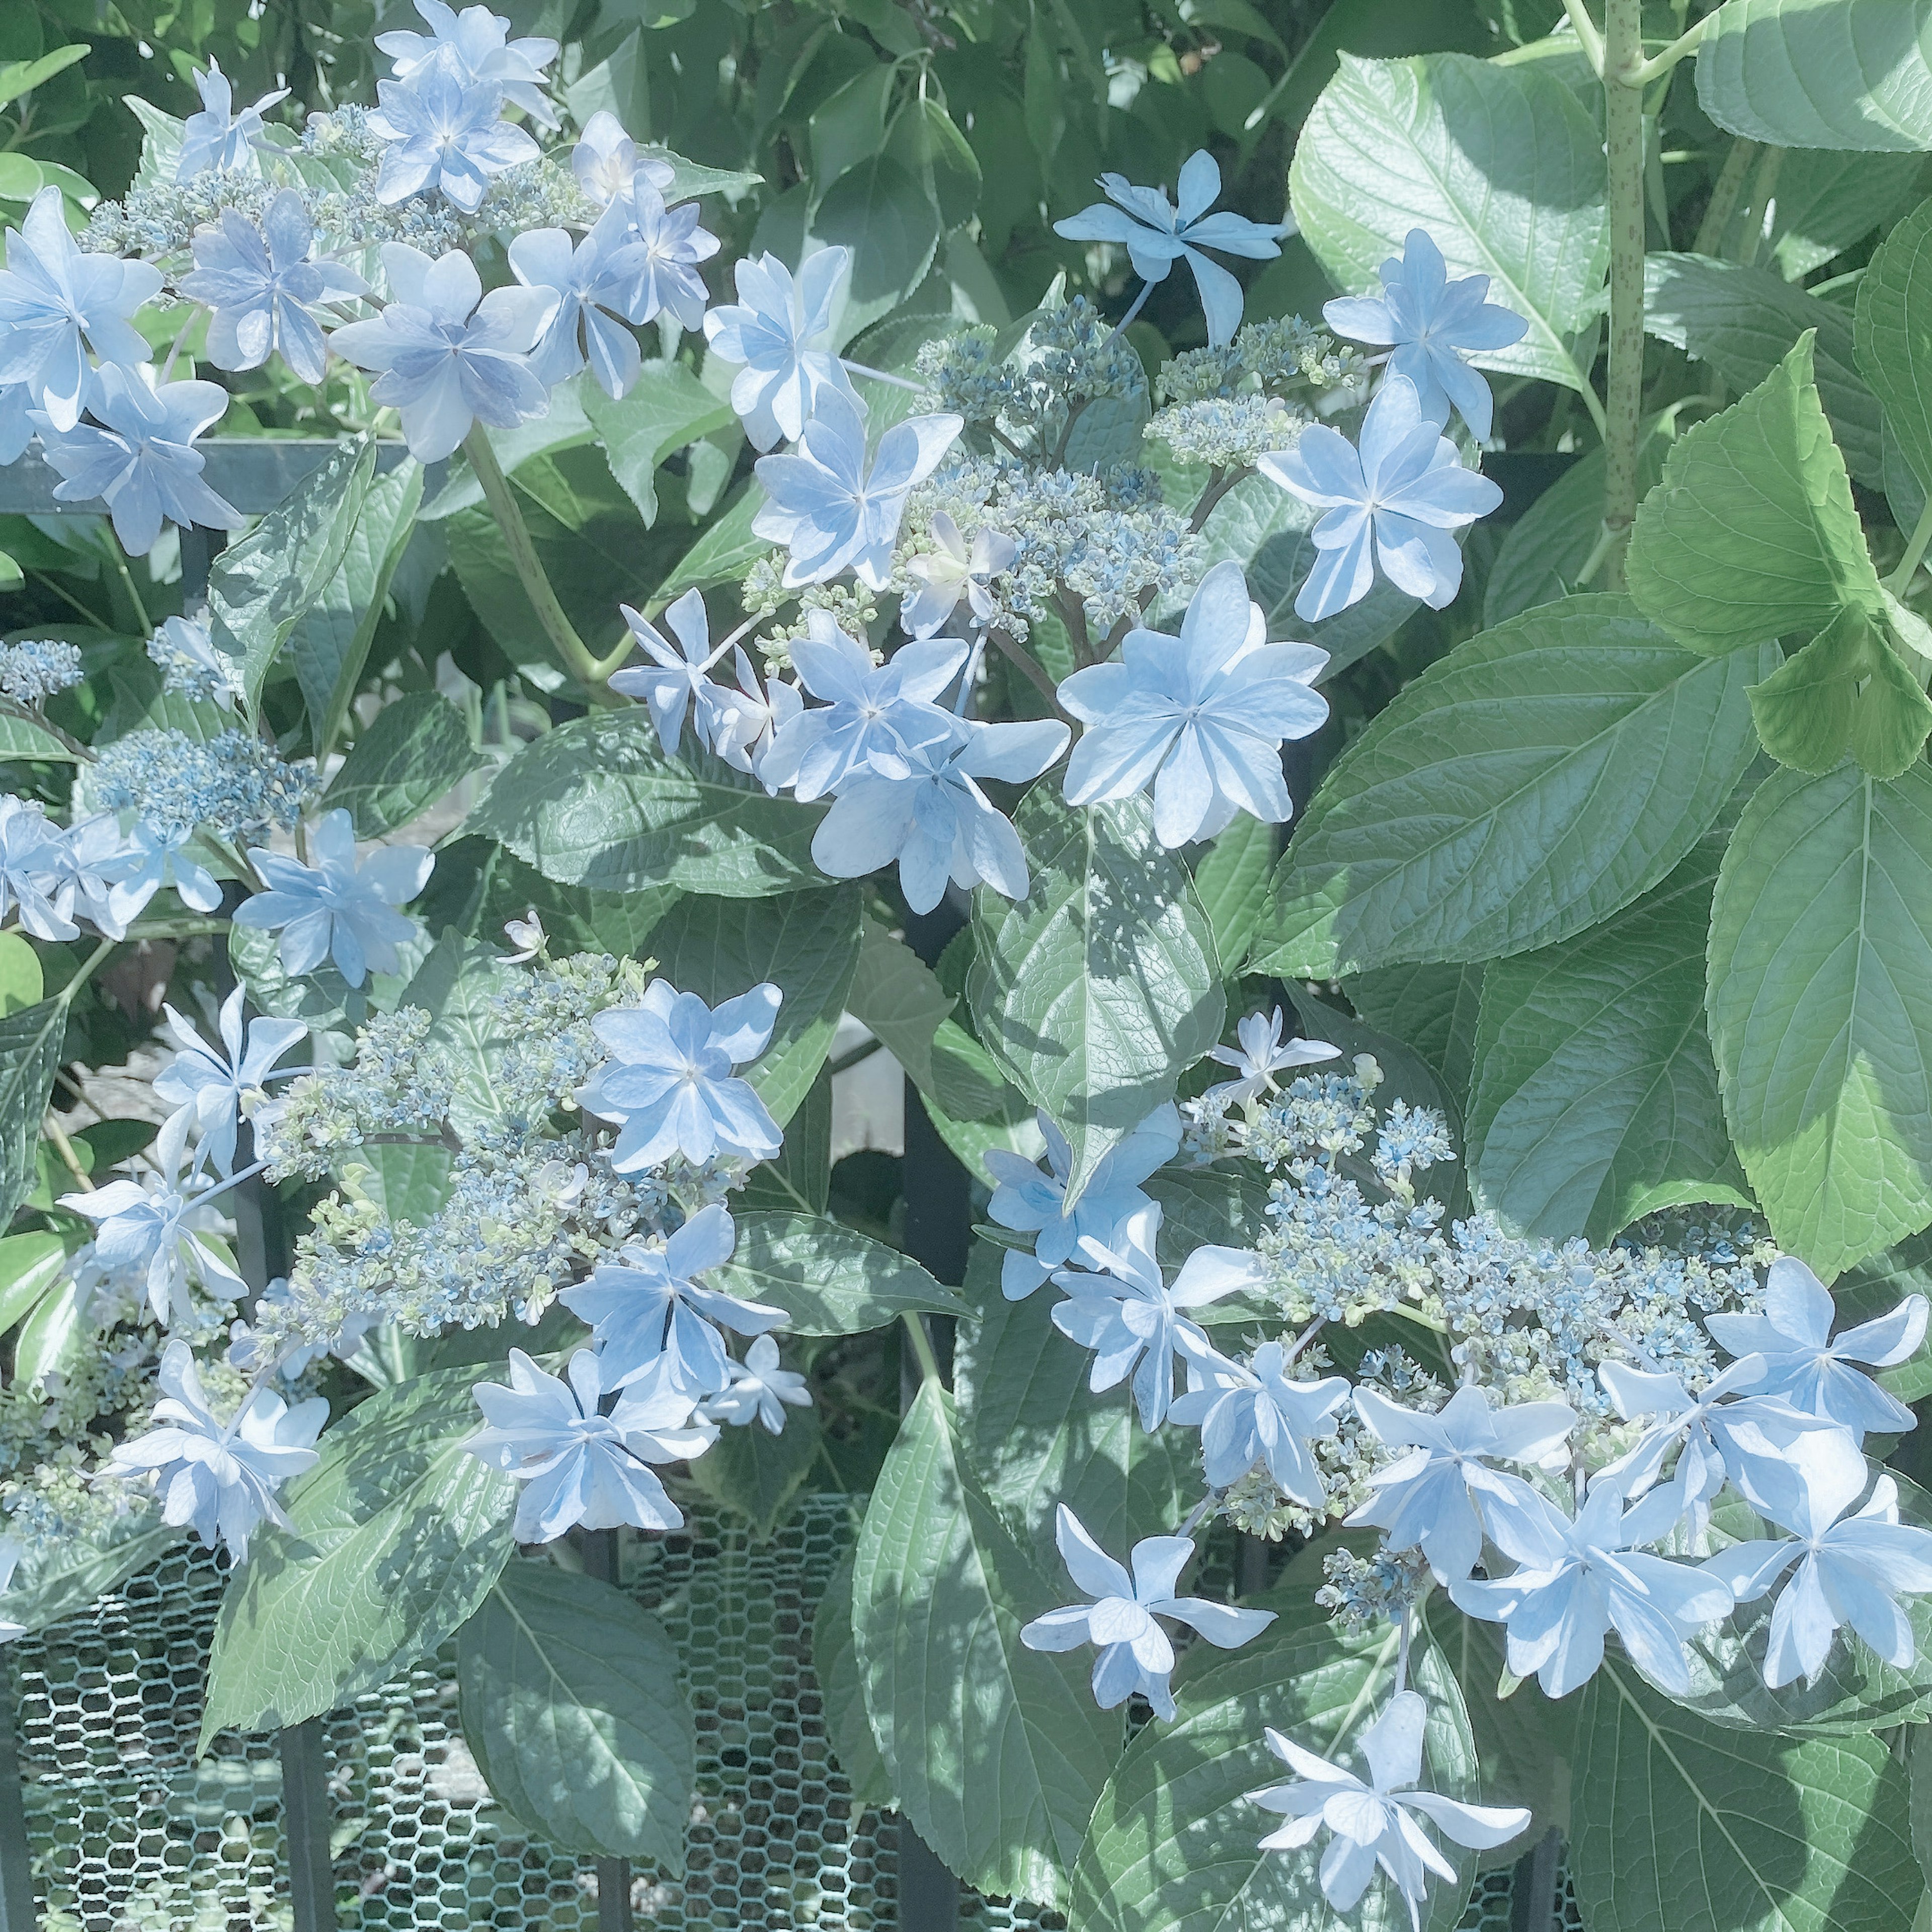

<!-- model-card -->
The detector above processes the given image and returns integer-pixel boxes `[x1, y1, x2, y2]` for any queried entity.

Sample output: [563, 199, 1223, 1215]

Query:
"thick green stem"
[1886, 496, 1932, 594]
[1692, 135, 1759, 256]
[462, 427, 628, 703]
[901, 1311, 942, 1385]
[1601, 0, 1648, 590]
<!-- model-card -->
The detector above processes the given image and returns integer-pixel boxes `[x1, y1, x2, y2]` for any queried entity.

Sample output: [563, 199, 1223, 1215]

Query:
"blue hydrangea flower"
[579, 980, 784, 1171]
[509, 206, 651, 397]
[610, 184, 719, 336]
[465, 1347, 715, 1543]
[179, 191, 368, 387]
[1020, 1507, 1274, 1721]
[1053, 150, 1290, 347]
[1051, 1202, 1257, 1429]
[758, 614, 965, 801]
[1704, 1257, 1928, 1440]
[1704, 1434, 1932, 1688]
[328, 243, 550, 462]
[1257, 376, 1502, 621]
[1169, 1341, 1351, 1503]
[104, 1340, 325, 1560]
[376, 0, 560, 128]
[0, 637, 84, 707]
[1059, 560, 1329, 848]
[51, 813, 151, 940]
[367, 68, 539, 213]
[572, 110, 674, 209]
[561, 1204, 787, 1393]
[0, 380, 34, 463]
[1347, 1385, 1576, 1584]
[703, 248, 857, 452]
[231, 808, 434, 986]
[1449, 1470, 1736, 1698]
[34, 364, 245, 557]
[62, 1173, 248, 1328]
[176, 59, 288, 180]
[984, 1103, 1180, 1301]
[1205, 1008, 1339, 1107]
[0, 188, 162, 431]
[901, 513, 1017, 637]
[146, 614, 243, 710]
[808, 716, 1069, 914]
[154, 986, 308, 1178]
[703, 1334, 813, 1434]
[1324, 230, 1531, 442]
[609, 588, 735, 757]
[0, 795, 76, 940]
[753, 388, 962, 589]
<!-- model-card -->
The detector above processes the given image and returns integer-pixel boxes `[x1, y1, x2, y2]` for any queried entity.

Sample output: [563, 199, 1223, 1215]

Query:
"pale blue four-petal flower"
[703, 248, 857, 451]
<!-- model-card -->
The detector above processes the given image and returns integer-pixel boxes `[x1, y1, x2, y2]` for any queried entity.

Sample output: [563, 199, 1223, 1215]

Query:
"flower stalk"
[1600, 0, 1648, 588]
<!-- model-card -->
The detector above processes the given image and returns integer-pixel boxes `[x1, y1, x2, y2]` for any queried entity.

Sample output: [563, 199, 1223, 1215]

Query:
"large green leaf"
[1643, 255, 1883, 488]
[807, 153, 942, 342]
[657, 483, 772, 600]
[457, 1559, 695, 1872]
[1250, 597, 1769, 978]
[712, 1209, 963, 1332]
[953, 1245, 1199, 1553]
[0, 1513, 178, 1639]
[1748, 602, 1932, 781]
[1346, 962, 1486, 1107]
[1291, 52, 1607, 398]
[1466, 839, 1751, 1243]
[813, 1554, 894, 1811]
[466, 710, 823, 898]
[1707, 760, 1932, 1279]
[414, 834, 678, 960]
[1626, 336, 1883, 656]
[208, 435, 376, 711]
[1857, 193, 1932, 498]
[1570, 1655, 1919, 1932]
[851, 1379, 1122, 1906]
[322, 692, 482, 837]
[1190, 815, 1278, 973]
[968, 790, 1224, 1199]
[582, 361, 734, 526]
[1769, 148, 1927, 280]
[402, 935, 523, 1139]
[687, 1404, 824, 1539]
[204, 1366, 516, 1739]
[1696, 0, 1932, 151]
[1067, 1585, 1487, 1932]
[289, 457, 423, 760]
[844, 921, 955, 1097]
[0, 993, 68, 1231]
[646, 886, 862, 1124]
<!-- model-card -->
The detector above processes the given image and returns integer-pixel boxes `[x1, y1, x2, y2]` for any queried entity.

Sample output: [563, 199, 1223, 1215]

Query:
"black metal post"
[280, 1718, 338, 1932]
[1509, 1826, 1562, 1932]
[581, 1530, 634, 1932]
[0, 1660, 37, 1932]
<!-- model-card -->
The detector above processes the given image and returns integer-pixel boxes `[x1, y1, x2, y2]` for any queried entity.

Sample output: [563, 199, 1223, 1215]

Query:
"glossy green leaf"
[851, 1379, 1122, 1906]
[711, 1210, 963, 1333]
[844, 922, 954, 1097]
[1467, 839, 1750, 1243]
[467, 710, 823, 898]
[1570, 1655, 1919, 1932]
[1856, 193, 1932, 498]
[1707, 760, 1932, 1279]
[657, 483, 772, 599]
[582, 361, 734, 526]
[1696, 0, 1932, 151]
[0, 995, 72, 1232]
[322, 692, 481, 837]
[457, 1559, 695, 1871]
[807, 153, 941, 341]
[687, 1404, 823, 1538]
[813, 1554, 894, 1810]
[0, 1230, 68, 1335]
[413, 834, 678, 960]
[0, 44, 88, 109]
[1190, 815, 1277, 972]
[1768, 148, 1925, 280]
[969, 789, 1224, 1200]
[204, 1366, 516, 1740]
[0, 1514, 178, 1639]
[1748, 603, 1932, 780]
[1291, 53, 1607, 397]
[1251, 597, 1769, 977]
[1346, 962, 1486, 1107]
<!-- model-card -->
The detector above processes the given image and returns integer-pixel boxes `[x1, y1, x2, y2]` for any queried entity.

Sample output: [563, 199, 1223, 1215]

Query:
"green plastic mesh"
[9, 1496, 1555, 1931]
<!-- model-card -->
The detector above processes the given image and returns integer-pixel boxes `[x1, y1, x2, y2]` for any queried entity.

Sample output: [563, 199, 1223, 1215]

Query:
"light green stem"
[1885, 497, 1932, 593]
[901, 1312, 943, 1385]
[1692, 136, 1759, 256]
[1601, 0, 1648, 590]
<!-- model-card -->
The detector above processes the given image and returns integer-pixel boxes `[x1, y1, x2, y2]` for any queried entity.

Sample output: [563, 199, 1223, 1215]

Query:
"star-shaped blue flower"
[610, 183, 719, 336]
[1054, 150, 1289, 347]
[153, 985, 308, 1178]
[1324, 230, 1530, 441]
[509, 204, 652, 398]
[176, 58, 288, 180]
[1169, 1340, 1351, 1504]
[1059, 559, 1329, 848]
[1257, 375, 1502, 621]
[376, 0, 560, 128]
[367, 67, 539, 212]
[703, 248, 857, 451]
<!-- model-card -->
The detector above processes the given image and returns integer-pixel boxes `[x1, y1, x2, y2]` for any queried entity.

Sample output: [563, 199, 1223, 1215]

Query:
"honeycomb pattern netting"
[8, 1495, 1556, 1931]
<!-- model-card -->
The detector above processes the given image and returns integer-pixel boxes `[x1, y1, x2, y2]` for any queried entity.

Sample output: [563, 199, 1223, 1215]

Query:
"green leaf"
[0, 44, 87, 109]
[1857, 192, 1932, 498]
[657, 484, 773, 600]
[1189, 816, 1277, 973]
[808, 153, 942, 341]
[0, 1230, 68, 1335]
[1438, 1605, 1572, 1858]
[457, 1559, 695, 1872]
[123, 96, 184, 194]
[1346, 963, 1486, 1106]
[1708, 760, 1932, 1278]
[1696, 0, 1932, 151]
[582, 362, 734, 526]
[1748, 603, 1932, 780]
[204, 1366, 516, 1739]
[851, 1379, 1121, 1906]
[468, 710, 823, 898]
[1291, 52, 1607, 399]
[687, 1404, 824, 1538]
[954, 1245, 1198, 1552]
[348, 1140, 454, 1225]
[289, 457, 423, 761]
[645, 145, 761, 204]
[1067, 1585, 1486, 1932]
[1251, 597, 1770, 977]
[713, 1210, 963, 1333]
[844, 922, 954, 1097]
[1769, 148, 1926, 281]
[0, 704, 80, 763]
[968, 790, 1224, 1200]
[0, 1514, 178, 1639]
[647, 886, 861, 1125]
[1467, 839, 1750, 1243]
[208, 435, 376, 711]
[1146, 1166, 1276, 1265]
[1644, 254, 1884, 487]
[813, 1554, 894, 1810]
[0, 935, 43, 1015]
[322, 692, 481, 837]
[1627, 334, 1883, 655]
[1570, 1654, 1919, 1932]
[414, 834, 678, 961]
[739, 1061, 832, 1216]
[402, 935, 522, 1139]
[0, 995, 71, 1232]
